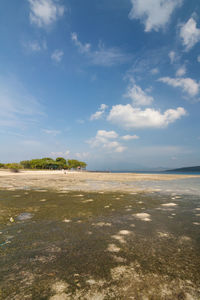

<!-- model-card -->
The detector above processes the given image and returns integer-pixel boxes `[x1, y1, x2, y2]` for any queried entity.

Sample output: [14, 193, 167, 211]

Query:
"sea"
[108, 171, 200, 196]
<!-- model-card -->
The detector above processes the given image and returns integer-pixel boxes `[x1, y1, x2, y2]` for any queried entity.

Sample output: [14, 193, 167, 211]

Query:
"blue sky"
[0, 0, 200, 170]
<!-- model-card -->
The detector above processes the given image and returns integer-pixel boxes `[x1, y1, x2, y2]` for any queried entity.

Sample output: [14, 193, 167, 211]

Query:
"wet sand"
[0, 170, 199, 192]
[0, 171, 200, 299]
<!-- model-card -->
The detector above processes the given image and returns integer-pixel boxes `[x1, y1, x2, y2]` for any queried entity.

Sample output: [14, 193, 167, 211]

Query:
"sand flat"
[0, 170, 199, 192]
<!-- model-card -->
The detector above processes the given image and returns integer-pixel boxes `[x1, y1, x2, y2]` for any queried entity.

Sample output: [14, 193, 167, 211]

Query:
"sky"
[0, 0, 200, 170]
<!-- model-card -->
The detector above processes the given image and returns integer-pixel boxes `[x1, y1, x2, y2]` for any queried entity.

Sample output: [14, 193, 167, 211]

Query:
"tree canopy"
[67, 159, 87, 169]
[0, 157, 87, 170]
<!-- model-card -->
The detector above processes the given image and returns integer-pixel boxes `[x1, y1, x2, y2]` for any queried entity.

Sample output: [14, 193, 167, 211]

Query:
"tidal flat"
[0, 186, 200, 299]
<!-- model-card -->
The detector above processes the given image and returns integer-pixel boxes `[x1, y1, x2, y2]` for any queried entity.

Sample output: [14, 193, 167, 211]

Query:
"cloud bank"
[107, 104, 186, 129]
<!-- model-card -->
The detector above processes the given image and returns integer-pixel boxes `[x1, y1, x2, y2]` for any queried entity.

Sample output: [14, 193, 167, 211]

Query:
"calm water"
[129, 176, 200, 196]
[111, 170, 200, 175]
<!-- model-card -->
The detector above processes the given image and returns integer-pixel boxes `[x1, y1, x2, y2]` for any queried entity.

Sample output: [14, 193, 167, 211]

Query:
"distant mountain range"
[167, 166, 200, 172]
[91, 166, 200, 173]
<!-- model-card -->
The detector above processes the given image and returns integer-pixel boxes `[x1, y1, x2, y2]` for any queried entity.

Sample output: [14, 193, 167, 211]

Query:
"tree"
[79, 161, 87, 169]
[56, 157, 67, 169]
[67, 159, 87, 170]
[20, 160, 31, 169]
[67, 159, 79, 169]
[5, 163, 22, 170]
[1, 157, 87, 170]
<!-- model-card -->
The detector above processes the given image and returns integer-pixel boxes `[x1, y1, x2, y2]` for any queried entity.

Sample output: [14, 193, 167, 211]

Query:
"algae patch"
[0, 189, 200, 299]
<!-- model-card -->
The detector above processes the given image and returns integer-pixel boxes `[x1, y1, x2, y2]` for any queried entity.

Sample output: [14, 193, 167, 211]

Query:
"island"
[167, 166, 200, 172]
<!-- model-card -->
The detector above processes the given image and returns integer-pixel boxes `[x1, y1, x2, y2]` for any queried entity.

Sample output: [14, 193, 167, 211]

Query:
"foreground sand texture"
[0, 170, 199, 192]
[0, 171, 200, 299]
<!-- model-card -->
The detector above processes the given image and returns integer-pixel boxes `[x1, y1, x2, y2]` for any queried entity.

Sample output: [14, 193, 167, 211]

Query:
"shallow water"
[85, 176, 200, 195]
[0, 189, 200, 299]
[133, 177, 200, 196]
[17, 212, 33, 221]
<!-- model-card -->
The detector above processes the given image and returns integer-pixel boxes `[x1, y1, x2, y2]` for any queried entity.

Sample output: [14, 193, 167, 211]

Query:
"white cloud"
[51, 49, 64, 62]
[176, 66, 186, 77]
[113, 145, 126, 153]
[28, 42, 40, 52]
[71, 33, 129, 66]
[124, 82, 154, 106]
[90, 45, 129, 67]
[103, 141, 118, 148]
[50, 150, 70, 157]
[24, 40, 47, 52]
[42, 129, 61, 135]
[65, 150, 70, 156]
[71, 32, 91, 54]
[100, 104, 107, 110]
[129, 0, 182, 32]
[90, 111, 104, 120]
[180, 17, 200, 51]
[104, 141, 127, 153]
[197, 55, 200, 63]
[151, 68, 159, 75]
[88, 130, 126, 153]
[75, 152, 90, 159]
[169, 51, 176, 63]
[159, 77, 199, 96]
[90, 104, 108, 120]
[121, 135, 139, 140]
[50, 152, 63, 157]
[28, 0, 65, 28]
[107, 104, 186, 129]
[96, 130, 118, 141]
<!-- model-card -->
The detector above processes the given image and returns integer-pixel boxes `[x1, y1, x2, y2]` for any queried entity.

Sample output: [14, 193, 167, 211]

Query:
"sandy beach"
[0, 170, 199, 192]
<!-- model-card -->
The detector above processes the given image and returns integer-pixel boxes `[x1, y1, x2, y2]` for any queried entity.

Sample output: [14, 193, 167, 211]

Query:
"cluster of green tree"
[0, 157, 87, 170]
[0, 162, 22, 169]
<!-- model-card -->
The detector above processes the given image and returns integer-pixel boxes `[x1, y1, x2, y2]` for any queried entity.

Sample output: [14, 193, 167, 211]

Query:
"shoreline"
[0, 170, 199, 193]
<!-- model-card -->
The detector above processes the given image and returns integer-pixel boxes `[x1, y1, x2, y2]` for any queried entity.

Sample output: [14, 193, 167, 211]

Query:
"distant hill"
[167, 166, 200, 172]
